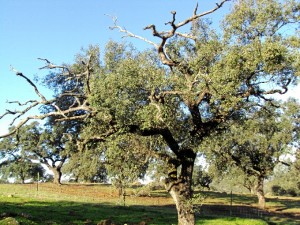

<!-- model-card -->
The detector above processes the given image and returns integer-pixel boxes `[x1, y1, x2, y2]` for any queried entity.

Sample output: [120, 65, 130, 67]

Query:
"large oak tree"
[0, 1, 299, 224]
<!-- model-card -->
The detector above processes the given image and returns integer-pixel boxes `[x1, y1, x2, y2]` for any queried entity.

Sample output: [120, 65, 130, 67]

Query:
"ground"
[0, 183, 299, 224]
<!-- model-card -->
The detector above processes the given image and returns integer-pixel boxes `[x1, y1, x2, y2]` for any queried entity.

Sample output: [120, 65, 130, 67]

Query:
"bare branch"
[1, 56, 99, 139]
[195, 89, 209, 106]
[10, 66, 47, 102]
[1, 113, 52, 138]
[193, 2, 199, 16]
[38, 58, 71, 73]
[175, 32, 197, 41]
[165, 11, 177, 29]
[145, 0, 229, 39]
[7, 100, 37, 106]
[146, 0, 229, 67]
[85, 53, 95, 94]
[9, 102, 40, 125]
[0, 99, 94, 138]
[263, 78, 291, 95]
[107, 14, 158, 48]
[109, 1, 229, 69]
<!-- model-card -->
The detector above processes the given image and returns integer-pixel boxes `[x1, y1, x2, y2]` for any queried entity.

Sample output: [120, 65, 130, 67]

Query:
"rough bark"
[255, 176, 266, 209]
[165, 149, 196, 225]
[169, 182, 195, 225]
[51, 168, 62, 184]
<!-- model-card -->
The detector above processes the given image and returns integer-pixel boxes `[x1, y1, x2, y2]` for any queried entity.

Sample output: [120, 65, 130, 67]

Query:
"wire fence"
[198, 204, 268, 219]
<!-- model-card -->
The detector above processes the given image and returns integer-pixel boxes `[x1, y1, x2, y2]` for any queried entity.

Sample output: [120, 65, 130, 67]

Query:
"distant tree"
[0, 158, 45, 184]
[0, 127, 20, 167]
[16, 121, 78, 184]
[209, 164, 257, 194]
[193, 164, 212, 190]
[62, 147, 107, 183]
[0, 133, 46, 183]
[204, 100, 299, 208]
[268, 151, 300, 197]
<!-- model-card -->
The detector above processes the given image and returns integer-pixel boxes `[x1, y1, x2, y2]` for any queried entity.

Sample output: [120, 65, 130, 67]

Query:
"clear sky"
[0, 0, 299, 135]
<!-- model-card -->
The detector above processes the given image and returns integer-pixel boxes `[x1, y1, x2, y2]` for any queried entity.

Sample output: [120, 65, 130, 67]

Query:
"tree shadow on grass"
[1, 196, 299, 225]
[267, 197, 300, 211]
[0, 199, 178, 225]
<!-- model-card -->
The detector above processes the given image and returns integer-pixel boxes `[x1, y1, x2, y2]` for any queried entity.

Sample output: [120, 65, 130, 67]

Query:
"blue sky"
[0, 0, 299, 135]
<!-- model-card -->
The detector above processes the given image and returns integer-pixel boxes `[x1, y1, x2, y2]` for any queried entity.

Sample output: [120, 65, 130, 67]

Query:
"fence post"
[230, 190, 233, 216]
[36, 172, 39, 192]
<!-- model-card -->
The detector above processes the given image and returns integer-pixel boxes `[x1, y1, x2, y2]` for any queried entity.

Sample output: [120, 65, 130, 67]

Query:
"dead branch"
[110, 1, 229, 69]
[175, 32, 197, 41]
[1, 63, 95, 138]
[167, 0, 229, 33]
[6, 100, 37, 106]
[10, 66, 47, 102]
[143, 0, 230, 67]
[108, 1, 229, 74]
[0, 98, 94, 138]
[107, 14, 158, 48]
[38, 58, 71, 74]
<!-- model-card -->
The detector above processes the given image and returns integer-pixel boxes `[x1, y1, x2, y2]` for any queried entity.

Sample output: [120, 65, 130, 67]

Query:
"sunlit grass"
[196, 217, 267, 225]
[0, 183, 299, 225]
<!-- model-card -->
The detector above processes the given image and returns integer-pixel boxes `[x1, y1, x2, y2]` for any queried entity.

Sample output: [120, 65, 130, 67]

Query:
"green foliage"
[0, 160, 45, 184]
[193, 164, 213, 190]
[105, 134, 150, 198]
[0, 126, 46, 183]
[1, 0, 299, 223]
[204, 99, 299, 177]
[62, 148, 107, 183]
[210, 165, 257, 194]
[267, 159, 300, 197]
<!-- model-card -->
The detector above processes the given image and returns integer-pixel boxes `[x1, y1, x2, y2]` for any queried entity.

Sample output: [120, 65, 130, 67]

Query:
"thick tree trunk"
[169, 182, 195, 225]
[255, 176, 265, 209]
[51, 168, 62, 184]
[165, 149, 196, 225]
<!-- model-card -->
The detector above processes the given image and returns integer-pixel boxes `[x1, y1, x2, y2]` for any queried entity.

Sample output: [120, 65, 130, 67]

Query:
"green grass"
[0, 183, 299, 225]
[0, 196, 267, 225]
[0, 196, 175, 224]
[196, 217, 267, 225]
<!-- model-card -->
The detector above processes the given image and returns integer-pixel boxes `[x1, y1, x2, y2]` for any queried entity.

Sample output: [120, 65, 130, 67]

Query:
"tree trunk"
[51, 168, 62, 184]
[165, 149, 196, 225]
[255, 176, 265, 209]
[169, 182, 195, 225]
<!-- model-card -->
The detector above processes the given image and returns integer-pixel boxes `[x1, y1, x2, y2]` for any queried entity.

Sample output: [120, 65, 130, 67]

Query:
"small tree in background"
[0, 157, 45, 184]
[209, 164, 257, 194]
[267, 152, 300, 197]
[193, 164, 212, 190]
[204, 100, 299, 208]
[0, 127, 45, 183]
[62, 148, 107, 183]
[18, 121, 80, 184]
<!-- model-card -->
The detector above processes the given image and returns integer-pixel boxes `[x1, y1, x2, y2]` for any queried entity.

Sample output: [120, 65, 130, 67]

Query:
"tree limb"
[10, 66, 47, 102]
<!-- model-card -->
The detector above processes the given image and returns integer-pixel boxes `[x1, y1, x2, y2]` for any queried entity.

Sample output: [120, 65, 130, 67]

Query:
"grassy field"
[0, 183, 299, 225]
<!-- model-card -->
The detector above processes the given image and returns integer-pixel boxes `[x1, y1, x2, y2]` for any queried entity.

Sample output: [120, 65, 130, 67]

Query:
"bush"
[271, 185, 299, 197]
[286, 188, 297, 197]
